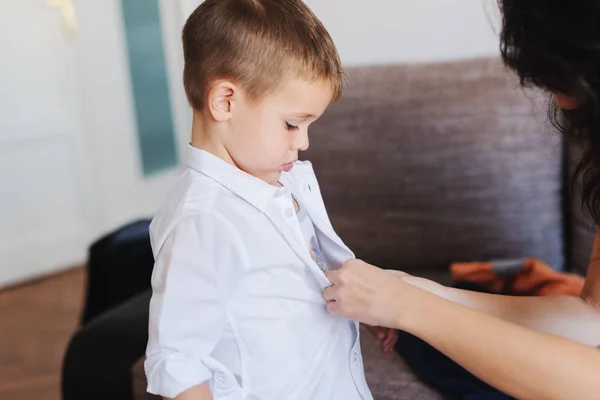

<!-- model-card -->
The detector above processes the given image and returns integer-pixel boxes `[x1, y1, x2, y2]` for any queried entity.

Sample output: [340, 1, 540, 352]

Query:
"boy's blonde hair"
[182, 0, 344, 111]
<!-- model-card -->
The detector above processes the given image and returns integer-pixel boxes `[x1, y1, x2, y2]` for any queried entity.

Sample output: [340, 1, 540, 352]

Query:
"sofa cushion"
[359, 326, 443, 400]
[305, 57, 565, 271]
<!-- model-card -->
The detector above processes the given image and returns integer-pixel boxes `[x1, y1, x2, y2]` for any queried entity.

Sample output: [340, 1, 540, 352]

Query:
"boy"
[145, 1, 396, 399]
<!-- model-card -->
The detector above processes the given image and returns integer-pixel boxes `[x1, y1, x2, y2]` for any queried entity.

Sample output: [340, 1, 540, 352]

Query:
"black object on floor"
[62, 219, 155, 400]
[62, 290, 152, 400]
[82, 219, 154, 325]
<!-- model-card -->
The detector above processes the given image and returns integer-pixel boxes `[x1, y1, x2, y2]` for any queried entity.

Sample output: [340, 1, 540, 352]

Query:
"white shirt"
[293, 200, 359, 399]
[145, 145, 373, 400]
[296, 198, 329, 273]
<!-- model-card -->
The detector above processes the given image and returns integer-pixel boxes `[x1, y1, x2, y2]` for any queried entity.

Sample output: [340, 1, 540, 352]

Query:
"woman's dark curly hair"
[498, 0, 600, 224]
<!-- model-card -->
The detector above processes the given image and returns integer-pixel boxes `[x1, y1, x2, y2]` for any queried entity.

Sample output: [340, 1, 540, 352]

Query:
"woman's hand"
[324, 259, 413, 328]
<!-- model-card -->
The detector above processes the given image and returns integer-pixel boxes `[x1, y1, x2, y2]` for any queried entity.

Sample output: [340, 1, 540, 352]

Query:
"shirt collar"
[186, 144, 282, 212]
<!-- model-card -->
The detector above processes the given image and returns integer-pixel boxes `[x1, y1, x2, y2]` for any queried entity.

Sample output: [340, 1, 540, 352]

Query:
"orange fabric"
[450, 258, 584, 296]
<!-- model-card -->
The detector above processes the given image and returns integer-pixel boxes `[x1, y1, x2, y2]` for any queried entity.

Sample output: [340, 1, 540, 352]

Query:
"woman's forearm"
[399, 286, 600, 400]
[435, 285, 600, 347]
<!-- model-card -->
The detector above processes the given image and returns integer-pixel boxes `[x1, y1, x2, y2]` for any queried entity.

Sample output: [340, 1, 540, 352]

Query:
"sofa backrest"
[305, 57, 568, 272]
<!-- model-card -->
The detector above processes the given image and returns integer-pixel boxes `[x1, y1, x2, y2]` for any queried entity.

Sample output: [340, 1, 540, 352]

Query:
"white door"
[74, 0, 193, 237]
[0, 0, 92, 287]
[0, 0, 198, 288]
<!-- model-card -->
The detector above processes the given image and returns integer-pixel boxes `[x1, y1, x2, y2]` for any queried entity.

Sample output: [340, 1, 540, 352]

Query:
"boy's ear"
[207, 80, 237, 122]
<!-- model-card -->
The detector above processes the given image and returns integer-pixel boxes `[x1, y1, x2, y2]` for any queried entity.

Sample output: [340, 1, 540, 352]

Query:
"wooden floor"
[0, 268, 85, 400]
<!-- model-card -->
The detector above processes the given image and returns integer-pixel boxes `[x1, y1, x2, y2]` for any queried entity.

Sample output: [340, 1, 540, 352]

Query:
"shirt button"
[353, 351, 358, 362]
[285, 208, 293, 218]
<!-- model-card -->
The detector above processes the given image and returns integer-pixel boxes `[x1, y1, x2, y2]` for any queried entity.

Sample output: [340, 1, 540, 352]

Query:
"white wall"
[304, 0, 501, 66]
[181, 0, 501, 66]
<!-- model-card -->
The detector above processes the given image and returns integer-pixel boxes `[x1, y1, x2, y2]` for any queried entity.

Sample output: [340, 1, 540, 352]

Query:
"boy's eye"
[285, 122, 299, 131]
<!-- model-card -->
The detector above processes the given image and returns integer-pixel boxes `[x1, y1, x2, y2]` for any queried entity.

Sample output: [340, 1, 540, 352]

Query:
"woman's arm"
[401, 276, 600, 347]
[404, 284, 600, 400]
[325, 259, 600, 400]
[397, 230, 600, 347]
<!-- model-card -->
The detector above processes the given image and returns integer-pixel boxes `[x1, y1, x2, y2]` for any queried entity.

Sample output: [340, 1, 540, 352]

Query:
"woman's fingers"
[325, 269, 340, 284]
[326, 299, 339, 315]
[323, 259, 402, 326]
[323, 285, 336, 302]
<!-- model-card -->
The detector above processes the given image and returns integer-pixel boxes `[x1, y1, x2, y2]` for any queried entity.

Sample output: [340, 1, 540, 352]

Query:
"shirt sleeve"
[144, 210, 246, 399]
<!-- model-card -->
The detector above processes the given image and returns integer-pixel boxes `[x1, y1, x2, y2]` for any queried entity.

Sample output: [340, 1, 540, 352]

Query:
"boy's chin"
[267, 171, 283, 187]
[246, 168, 280, 185]
[269, 171, 282, 186]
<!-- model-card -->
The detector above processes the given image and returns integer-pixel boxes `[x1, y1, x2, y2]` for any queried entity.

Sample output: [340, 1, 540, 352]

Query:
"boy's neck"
[190, 110, 237, 167]
[189, 110, 283, 188]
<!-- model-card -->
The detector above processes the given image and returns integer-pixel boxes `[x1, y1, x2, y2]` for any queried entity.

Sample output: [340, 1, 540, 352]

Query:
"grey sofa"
[129, 57, 595, 400]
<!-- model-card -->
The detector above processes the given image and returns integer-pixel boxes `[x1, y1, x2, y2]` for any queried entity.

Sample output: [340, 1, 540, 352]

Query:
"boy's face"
[224, 78, 333, 185]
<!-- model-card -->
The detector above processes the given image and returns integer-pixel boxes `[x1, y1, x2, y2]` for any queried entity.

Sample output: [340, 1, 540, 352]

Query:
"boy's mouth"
[282, 161, 295, 172]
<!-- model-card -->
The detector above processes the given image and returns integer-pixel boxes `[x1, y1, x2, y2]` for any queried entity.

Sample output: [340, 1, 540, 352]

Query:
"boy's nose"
[294, 130, 309, 151]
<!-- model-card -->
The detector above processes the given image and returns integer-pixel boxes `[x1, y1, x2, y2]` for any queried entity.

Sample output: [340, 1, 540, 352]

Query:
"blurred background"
[1, 0, 501, 290]
[0, 1, 504, 399]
